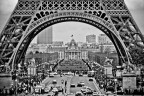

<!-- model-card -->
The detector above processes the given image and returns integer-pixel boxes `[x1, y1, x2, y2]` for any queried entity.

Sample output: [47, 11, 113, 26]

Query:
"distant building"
[26, 43, 36, 54]
[52, 41, 63, 47]
[77, 42, 84, 47]
[38, 44, 49, 53]
[99, 44, 116, 53]
[47, 39, 88, 60]
[86, 34, 96, 44]
[81, 43, 100, 52]
[88, 52, 118, 67]
[37, 27, 53, 44]
[26, 44, 50, 54]
[64, 39, 88, 60]
[47, 46, 66, 54]
[25, 53, 58, 65]
[98, 34, 112, 44]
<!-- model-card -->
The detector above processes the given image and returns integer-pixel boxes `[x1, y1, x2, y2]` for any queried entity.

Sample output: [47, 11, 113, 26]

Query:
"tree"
[129, 47, 144, 65]
[100, 44, 104, 53]
[35, 51, 39, 54]
[28, 51, 33, 55]
[104, 46, 111, 54]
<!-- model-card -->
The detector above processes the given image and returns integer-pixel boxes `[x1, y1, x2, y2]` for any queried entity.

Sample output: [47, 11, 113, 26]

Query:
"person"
[2, 86, 6, 95]
[54, 91, 58, 96]
[61, 79, 64, 84]
[65, 87, 67, 93]
[62, 88, 64, 94]
[124, 88, 128, 95]
[133, 88, 138, 95]
[50, 86, 53, 91]
[60, 71, 62, 77]
[140, 86, 143, 95]
[65, 81, 67, 87]
[74, 71, 75, 76]
[0, 89, 2, 95]
[142, 86, 144, 94]
[10, 87, 15, 95]
[25, 89, 28, 95]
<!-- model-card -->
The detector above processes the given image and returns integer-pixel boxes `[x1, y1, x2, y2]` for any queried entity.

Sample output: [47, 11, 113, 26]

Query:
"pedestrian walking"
[62, 88, 64, 94]
[2, 86, 6, 95]
[61, 79, 64, 84]
[65, 87, 67, 93]
[65, 81, 67, 87]
[25, 89, 28, 95]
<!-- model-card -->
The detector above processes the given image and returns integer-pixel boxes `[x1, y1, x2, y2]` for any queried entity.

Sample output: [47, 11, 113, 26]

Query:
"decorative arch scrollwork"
[27, 12, 114, 34]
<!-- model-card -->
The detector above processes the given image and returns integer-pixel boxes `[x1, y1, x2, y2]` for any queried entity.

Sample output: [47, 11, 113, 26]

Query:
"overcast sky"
[0, 0, 144, 43]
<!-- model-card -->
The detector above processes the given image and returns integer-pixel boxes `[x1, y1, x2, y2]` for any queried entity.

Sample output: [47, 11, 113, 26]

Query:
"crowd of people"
[0, 80, 32, 95]
[91, 61, 144, 95]
[0, 74, 45, 95]
[1, 60, 144, 95]
[122, 86, 144, 95]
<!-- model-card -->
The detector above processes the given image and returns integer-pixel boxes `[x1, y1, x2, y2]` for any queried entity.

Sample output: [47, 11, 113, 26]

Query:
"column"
[70, 52, 71, 59]
[66, 52, 67, 59]
[68, 52, 69, 59]
[75, 52, 77, 59]
[80, 51, 82, 59]
[74, 52, 75, 59]
[79, 52, 80, 59]
[64, 52, 66, 59]
[71, 52, 72, 59]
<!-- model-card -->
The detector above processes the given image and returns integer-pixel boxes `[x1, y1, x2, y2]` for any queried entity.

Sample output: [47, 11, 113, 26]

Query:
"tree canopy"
[129, 47, 144, 65]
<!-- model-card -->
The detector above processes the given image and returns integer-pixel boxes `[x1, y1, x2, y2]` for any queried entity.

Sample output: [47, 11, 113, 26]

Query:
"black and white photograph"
[0, 0, 144, 96]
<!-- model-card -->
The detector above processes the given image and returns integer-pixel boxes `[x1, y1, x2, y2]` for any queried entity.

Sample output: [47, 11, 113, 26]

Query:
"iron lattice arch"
[0, 0, 144, 71]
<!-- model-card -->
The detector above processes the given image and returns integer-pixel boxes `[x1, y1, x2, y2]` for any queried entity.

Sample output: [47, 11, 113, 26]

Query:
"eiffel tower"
[0, 0, 144, 71]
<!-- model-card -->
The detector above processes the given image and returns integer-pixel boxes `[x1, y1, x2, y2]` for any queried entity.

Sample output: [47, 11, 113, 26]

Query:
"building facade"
[64, 39, 88, 60]
[52, 41, 63, 47]
[27, 44, 49, 54]
[98, 34, 112, 44]
[25, 52, 58, 65]
[37, 26, 53, 44]
[88, 52, 119, 67]
[86, 34, 96, 44]
[99, 44, 116, 53]
[47, 39, 88, 60]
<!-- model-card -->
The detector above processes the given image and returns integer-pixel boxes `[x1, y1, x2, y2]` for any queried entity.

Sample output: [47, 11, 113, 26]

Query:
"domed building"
[47, 39, 90, 71]
[46, 39, 89, 60]
[61, 39, 88, 60]
[57, 39, 89, 71]
[68, 39, 78, 50]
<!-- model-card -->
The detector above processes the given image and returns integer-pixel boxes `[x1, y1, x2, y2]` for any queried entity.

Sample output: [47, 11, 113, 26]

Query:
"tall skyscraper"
[98, 34, 112, 44]
[86, 34, 96, 43]
[37, 27, 53, 44]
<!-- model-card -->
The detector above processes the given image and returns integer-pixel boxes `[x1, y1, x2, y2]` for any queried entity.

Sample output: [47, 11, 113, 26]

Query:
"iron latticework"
[0, 0, 144, 71]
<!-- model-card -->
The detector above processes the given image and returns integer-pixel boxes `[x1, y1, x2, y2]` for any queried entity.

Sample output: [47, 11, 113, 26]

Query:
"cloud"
[125, 0, 144, 10]
[0, 0, 18, 14]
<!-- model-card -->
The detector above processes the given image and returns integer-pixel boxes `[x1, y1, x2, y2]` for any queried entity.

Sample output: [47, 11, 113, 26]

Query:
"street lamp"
[141, 68, 144, 87]
[103, 68, 108, 92]
[15, 79, 18, 96]
[114, 78, 117, 94]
